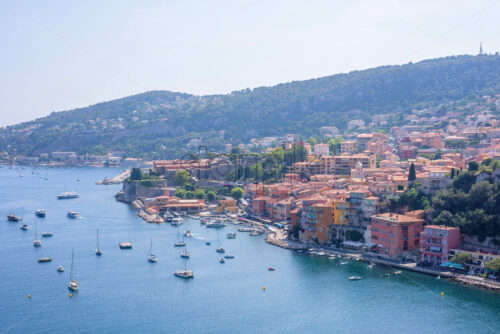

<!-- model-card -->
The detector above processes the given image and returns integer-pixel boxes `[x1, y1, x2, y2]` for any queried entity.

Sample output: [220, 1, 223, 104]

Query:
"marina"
[0, 167, 499, 334]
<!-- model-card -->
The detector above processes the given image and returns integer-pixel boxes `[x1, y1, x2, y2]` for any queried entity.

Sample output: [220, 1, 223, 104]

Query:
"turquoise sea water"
[0, 166, 498, 334]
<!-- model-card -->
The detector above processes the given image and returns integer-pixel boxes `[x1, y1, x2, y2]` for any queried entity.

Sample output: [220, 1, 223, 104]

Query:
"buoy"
[28, 294, 31, 299]
[263, 286, 266, 291]
[441, 292, 444, 296]
[69, 293, 73, 298]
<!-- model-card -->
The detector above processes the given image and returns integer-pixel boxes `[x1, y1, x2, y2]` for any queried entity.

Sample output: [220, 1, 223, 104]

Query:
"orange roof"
[372, 212, 423, 224]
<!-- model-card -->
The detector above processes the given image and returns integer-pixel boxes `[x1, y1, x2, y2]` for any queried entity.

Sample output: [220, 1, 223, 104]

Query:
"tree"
[230, 147, 243, 155]
[450, 168, 455, 179]
[408, 163, 416, 182]
[485, 258, 500, 272]
[174, 188, 186, 199]
[468, 161, 479, 172]
[433, 210, 453, 226]
[130, 168, 142, 181]
[174, 170, 190, 187]
[450, 252, 472, 265]
[206, 191, 216, 202]
[185, 190, 195, 199]
[195, 189, 205, 199]
[230, 187, 244, 200]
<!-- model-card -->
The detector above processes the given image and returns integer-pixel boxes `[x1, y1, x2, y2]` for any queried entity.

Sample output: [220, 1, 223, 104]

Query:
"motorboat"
[174, 269, 193, 278]
[268, 267, 275, 271]
[20, 224, 29, 230]
[57, 191, 79, 199]
[68, 250, 79, 291]
[226, 232, 236, 239]
[42, 232, 53, 237]
[7, 213, 22, 222]
[349, 276, 362, 281]
[184, 231, 193, 238]
[216, 247, 225, 253]
[339, 261, 349, 265]
[393, 271, 402, 275]
[224, 254, 235, 259]
[119, 241, 132, 249]
[219, 257, 225, 263]
[67, 211, 80, 219]
[35, 209, 46, 217]
[57, 266, 65, 272]
[38, 257, 52, 263]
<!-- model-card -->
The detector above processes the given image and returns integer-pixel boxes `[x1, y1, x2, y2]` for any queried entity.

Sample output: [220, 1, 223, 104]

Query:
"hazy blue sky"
[1, 0, 499, 126]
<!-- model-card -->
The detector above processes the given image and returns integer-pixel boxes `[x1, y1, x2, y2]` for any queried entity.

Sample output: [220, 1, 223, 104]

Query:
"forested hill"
[1, 54, 500, 159]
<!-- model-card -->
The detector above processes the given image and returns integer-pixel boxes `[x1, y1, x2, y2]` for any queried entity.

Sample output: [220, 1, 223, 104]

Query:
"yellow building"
[333, 200, 350, 225]
[217, 199, 238, 214]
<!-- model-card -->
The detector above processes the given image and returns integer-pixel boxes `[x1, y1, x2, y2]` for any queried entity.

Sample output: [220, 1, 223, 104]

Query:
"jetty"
[96, 169, 130, 185]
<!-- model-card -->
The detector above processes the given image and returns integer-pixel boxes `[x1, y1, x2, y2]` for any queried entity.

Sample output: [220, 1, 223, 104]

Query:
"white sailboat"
[33, 217, 41, 247]
[174, 227, 186, 247]
[68, 249, 79, 291]
[96, 228, 103, 256]
[174, 258, 194, 278]
[180, 245, 190, 258]
[148, 237, 158, 263]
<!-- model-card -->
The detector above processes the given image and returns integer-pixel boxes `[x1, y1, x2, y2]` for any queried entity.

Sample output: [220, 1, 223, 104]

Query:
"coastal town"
[2, 94, 500, 291]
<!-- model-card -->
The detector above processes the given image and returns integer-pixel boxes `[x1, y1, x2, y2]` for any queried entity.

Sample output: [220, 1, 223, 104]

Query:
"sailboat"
[148, 237, 158, 263]
[68, 249, 79, 291]
[33, 217, 41, 247]
[180, 245, 190, 258]
[174, 227, 186, 247]
[174, 257, 194, 278]
[216, 231, 225, 253]
[96, 228, 103, 255]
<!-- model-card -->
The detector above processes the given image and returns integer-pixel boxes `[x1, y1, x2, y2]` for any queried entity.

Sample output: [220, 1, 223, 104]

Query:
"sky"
[0, 0, 499, 127]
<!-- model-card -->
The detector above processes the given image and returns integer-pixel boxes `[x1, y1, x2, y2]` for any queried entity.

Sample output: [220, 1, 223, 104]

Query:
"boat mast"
[34, 217, 37, 240]
[149, 237, 153, 256]
[70, 249, 74, 281]
[96, 228, 100, 250]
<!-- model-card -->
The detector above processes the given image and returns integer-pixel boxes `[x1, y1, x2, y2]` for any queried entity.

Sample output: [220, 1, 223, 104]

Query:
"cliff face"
[115, 180, 166, 203]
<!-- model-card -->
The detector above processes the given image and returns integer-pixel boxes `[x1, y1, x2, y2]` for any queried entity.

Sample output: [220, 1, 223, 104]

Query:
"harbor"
[0, 166, 499, 334]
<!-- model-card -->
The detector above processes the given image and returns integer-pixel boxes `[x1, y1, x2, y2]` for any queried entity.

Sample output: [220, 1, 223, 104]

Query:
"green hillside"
[1, 54, 499, 159]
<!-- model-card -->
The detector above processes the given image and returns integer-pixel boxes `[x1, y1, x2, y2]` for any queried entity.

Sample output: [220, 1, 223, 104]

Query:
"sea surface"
[0, 166, 498, 334]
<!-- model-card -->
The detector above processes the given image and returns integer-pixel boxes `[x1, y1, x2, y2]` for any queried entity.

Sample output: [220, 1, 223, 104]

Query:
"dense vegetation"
[1, 55, 499, 159]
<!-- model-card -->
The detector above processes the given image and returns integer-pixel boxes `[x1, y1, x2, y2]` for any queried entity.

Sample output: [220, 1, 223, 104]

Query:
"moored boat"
[119, 241, 132, 249]
[35, 209, 46, 217]
[68, 250, 79, 291]
[67, 211, 80, 219]
[20, 224, 29, 230]
[148, 237, 158, 262]
[219, 257, 225, 263]
[227, 232, 236, 239]
[38, 257, 52, 262]
[7, 213, 22, 222]
[57, 265, 64, 272]
[349, 276, 362, 281]
[57, 191, 79, 199]
[42, 232, 53, 237]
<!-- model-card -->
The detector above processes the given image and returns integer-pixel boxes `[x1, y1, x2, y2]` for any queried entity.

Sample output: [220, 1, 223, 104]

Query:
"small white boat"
[206, 221, 226, 228]
[174, 269, 193, 278]
[35, 209, 46, 217]
[184, 231, 193, 238]
[349, 276, 362, 281]
[57, 266, 65, 272]
[20, 224, 29, 231]
[339, 261, 349, 265]
[238, 227, 253, 232]
[393, 271, 402, 275]
[119, 241, 132, 249]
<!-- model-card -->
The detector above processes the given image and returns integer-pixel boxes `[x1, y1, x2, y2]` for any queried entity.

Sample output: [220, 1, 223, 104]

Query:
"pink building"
[420, 225, 461, 267]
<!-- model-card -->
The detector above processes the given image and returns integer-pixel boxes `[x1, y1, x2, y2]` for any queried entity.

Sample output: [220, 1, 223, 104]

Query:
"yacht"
[206, 221, 226, 228]
[226, 232, 236, 239]
[33, 218, 41, 247]
[57, 266, 65, 272]
[35, 209, 46, 218]
[57, 191, 79, 199]
[42, 232, 53, 237]
[20, 224, 29, 230]
[7, 213, 22, 222]
[67, 211, 80, 219]
[148, 237, 158, 263]
[68, 250, 79, 291]
[96, 228, 103, 256]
